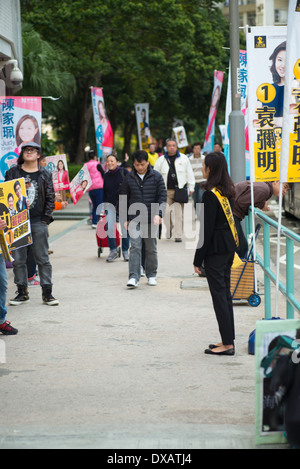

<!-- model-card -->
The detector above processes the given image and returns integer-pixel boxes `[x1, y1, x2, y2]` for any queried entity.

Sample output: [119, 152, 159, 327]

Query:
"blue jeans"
[106, 206, 130, 253]
[0, 253, 8, 325]
[89, 188, 103, 225]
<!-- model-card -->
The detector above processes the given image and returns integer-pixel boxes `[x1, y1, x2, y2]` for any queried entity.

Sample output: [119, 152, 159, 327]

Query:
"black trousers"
[205, 251, 235, 346]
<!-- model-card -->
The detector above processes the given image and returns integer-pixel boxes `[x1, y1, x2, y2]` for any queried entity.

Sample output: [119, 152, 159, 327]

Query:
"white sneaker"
[148, 277, 157, 286]
[140, 266, 146, 277]
[127, 278, 139, 289]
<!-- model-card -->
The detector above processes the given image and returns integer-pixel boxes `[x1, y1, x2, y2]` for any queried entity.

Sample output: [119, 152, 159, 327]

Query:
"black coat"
[5, 164, 55, 224]
[194, 190, 237, 267]
[119, 166, 167, 224]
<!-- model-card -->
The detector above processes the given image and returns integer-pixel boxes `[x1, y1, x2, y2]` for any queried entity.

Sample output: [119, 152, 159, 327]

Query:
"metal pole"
[229, 0, 246, 183]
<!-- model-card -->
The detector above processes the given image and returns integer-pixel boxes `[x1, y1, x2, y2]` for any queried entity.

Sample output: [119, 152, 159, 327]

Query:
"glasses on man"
[23, 148, 38, 153]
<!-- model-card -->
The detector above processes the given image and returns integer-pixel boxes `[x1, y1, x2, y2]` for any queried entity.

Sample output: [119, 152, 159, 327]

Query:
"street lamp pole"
[229, 0, 246, 183]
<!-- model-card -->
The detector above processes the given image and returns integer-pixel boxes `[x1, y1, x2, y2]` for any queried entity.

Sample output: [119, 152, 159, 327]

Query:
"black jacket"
[119, 165, 167, 224]
[5, 165, 55, 224]
[194, 190, 237, 267]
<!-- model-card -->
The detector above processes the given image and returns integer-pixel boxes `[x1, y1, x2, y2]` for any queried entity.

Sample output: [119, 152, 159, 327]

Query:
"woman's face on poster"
[19, 118, 38, 143]
[57, 161, 64, 171]
[275, 50, 286, 81]
[98, 100, 106, 119]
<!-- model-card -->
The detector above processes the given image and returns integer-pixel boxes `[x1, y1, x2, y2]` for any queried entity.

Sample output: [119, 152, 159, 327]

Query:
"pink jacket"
[85, 160, 104, 191]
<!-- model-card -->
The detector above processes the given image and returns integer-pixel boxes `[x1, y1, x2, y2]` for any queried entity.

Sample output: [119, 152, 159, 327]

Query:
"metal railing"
[246, 207, 300, 320]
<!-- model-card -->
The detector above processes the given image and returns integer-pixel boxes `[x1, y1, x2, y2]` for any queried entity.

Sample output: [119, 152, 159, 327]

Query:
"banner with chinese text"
[280, 1, 300, 183]
[91, 87, 114, 160]
[0, 97, 42, 182]
[202, 70, 224, 154]
[224, 51, 249, 177]
[247, 26, 287, 181]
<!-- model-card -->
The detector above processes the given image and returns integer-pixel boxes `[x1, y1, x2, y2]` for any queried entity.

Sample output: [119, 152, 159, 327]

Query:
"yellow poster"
[280, 1, 300, 183]
[247, 26, 287, 182]
[0, 178, 32, 252]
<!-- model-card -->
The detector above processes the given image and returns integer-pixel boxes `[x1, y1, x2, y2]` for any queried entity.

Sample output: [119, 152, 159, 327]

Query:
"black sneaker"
[9, 286, 30, 306]
[42, 286, 59, 306]
[0, 321, 18, 335]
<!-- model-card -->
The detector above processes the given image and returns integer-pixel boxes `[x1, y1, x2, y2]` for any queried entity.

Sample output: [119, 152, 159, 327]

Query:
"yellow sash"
[212, 188, 243, 268]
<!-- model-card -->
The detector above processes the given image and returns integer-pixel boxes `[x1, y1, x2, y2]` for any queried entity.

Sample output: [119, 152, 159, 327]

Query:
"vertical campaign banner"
[224, 51, 249, 177]
[247, 27, 287, 181]
[91, 87, 114, 160]
[0, 97, 42, 182]
[280, 1, 300, 183]
[202, 70, 224, 154]
[135, 103, 151, 150]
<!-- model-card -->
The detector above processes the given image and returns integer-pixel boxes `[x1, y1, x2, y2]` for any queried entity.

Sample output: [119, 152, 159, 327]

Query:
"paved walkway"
[0, 195, 288, 449]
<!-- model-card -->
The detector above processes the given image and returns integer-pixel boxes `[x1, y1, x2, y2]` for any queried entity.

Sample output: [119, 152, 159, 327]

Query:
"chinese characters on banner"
[280, 1, 300, 183]
[91, 87, 114, 161]
[224, 51, 249, 176]
[0, 178, 32, 261]
[247, 27, 287, 181]
[135, 103, 151, 151]
[202, 70, 224, 154]
[0, 97, 42, 182]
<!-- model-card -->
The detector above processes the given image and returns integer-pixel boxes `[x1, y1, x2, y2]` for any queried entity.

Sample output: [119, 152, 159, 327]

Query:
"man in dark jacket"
[119, 150, 167, 288]
[5, 141, 59, 306]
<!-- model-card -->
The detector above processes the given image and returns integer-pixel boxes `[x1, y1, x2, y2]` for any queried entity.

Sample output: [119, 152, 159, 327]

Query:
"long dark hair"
[204, 152, 235, 199]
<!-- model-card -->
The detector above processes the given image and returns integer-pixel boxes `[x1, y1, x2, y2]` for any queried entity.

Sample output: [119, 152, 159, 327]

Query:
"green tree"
[21, 0, 227, 162]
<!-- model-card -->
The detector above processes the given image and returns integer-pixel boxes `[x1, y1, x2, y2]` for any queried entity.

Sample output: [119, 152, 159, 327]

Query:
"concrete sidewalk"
[0, 196, 287, 449]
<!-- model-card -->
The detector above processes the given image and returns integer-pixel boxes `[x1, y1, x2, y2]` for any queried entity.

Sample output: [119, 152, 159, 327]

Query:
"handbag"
[174, 184, 189, 203]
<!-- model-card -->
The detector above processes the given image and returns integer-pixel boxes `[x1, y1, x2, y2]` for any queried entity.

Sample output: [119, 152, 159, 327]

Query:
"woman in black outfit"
[193, 152, 237, 356]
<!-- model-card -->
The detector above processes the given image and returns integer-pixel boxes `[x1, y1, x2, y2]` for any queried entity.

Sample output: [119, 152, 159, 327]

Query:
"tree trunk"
[74, 86, 93, 164]
[123, 114, 136, 157]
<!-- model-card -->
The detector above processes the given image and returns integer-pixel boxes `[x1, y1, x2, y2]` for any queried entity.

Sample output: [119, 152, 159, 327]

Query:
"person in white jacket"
[154, 138, 195, 241]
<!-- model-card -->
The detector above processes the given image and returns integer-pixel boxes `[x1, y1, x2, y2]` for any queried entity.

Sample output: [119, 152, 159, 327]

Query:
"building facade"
[220, 0, 288, 27]
[0, 0, 23, 95]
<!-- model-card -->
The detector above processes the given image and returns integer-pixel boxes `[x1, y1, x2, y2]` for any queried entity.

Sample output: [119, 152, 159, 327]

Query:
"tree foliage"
[20, 0, 229, 162]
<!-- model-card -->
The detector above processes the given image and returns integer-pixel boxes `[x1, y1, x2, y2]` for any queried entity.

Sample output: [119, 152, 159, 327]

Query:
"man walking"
[154, 138, 195, 242]
[5, 142, 59, 306]
[119, 150, 167, 288]
[0, 219, 18, 335]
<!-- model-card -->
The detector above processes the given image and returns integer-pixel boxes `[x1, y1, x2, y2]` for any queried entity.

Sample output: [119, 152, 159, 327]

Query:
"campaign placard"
[0, 178, 32, 254]
[69, 165, 92, 205]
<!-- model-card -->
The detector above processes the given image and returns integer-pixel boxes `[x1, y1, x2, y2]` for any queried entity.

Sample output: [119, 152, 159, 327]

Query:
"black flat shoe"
[204, 348, 235, 356]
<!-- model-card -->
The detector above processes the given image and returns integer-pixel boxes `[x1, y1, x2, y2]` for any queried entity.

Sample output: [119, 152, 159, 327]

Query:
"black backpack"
[261, 336, 300, 448]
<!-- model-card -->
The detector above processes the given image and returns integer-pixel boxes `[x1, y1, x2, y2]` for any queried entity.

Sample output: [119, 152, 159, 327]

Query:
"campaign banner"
[247, 26, 287, 181]
[202, 70, 224, 154]
[0, 178, 32, 255]
[224, 51, 249, 177]
[135, 103, 151, 151]
[43, 154, 70, 191]
[173, 125, 188, 149]
[91, 87, 114, 160]
[69, 165, 92, 205]
[280, 1, 300, 183]
[0, 97, 42, 182]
